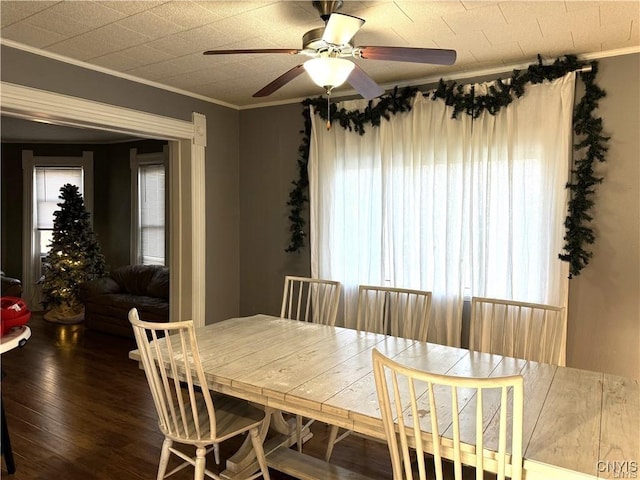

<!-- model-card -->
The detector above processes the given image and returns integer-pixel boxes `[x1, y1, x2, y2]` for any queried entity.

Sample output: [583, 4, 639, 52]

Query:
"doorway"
[0, 82, 206, 326]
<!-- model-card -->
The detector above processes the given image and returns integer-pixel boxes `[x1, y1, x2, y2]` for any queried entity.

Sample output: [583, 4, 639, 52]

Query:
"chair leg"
[214, 443, 220, 464]
[325, 424, 340, 462]
[249, 427, 271, 480]
[157, 437, 173, 480]
[194, 446, 207, 480]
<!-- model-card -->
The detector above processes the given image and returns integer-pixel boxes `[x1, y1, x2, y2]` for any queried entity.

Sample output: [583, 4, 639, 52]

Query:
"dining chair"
[280, 275, 341, 453]
[372, 348, 524, 480]
[129, 308, 271, 480]
[325, 284, 432, 461]
[469, 296, 566, 365]
[280, 275, 342, 326]
[356, 285, 433, 341]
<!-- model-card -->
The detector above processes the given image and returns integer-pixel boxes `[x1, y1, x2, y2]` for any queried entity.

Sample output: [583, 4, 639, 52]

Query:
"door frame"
[1, 81, 207, 326]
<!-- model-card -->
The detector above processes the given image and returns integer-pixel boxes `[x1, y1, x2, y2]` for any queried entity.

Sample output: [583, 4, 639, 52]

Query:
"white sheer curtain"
[310, 99, 385, 332]
[309, 73, 575, 346]
[468, 76, 574, 304]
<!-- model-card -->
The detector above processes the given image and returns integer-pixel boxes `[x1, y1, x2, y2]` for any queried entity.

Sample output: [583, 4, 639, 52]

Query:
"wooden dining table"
[129, 314, 639, 480]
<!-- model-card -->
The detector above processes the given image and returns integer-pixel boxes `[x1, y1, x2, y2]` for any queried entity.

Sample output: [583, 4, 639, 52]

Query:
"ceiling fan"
[203, 0, 456, 100]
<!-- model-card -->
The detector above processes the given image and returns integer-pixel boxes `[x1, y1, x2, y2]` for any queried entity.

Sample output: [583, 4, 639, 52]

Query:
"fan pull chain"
[326, 93, 331, 130]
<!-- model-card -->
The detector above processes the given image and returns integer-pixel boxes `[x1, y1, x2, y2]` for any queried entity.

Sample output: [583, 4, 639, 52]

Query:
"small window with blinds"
[138, 164, 165, 265]
[35, 166, 84, 256]
[130, 147, 167, 266]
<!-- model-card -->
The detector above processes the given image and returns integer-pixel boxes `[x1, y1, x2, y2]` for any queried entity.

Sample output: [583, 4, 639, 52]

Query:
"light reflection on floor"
[54, 323, 83, 350]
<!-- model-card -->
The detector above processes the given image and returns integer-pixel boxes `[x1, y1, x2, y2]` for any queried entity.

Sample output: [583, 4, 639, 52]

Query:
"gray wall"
[1, 45, 241, 325]
[239, 104, 310, 317]
[238, 53, 640, 379]
[566, 53, 640, 379]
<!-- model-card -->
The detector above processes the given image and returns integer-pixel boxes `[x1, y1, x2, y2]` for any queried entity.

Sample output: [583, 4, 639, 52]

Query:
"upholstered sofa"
[1, 271, 22, 297]
[78, 264, 169, 338]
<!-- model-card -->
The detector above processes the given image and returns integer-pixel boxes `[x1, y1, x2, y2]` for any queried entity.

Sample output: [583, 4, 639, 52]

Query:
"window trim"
[130, 146, 168, 265]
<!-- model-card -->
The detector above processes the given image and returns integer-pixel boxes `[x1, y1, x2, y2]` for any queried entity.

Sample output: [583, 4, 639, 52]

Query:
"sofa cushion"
[147, 267, 170, 300]
[78, 276, 120, 301]
[111, 265, 164, 296]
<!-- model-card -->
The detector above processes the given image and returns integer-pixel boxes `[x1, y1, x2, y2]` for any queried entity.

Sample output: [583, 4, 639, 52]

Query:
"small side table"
[1, 326, 31, 475]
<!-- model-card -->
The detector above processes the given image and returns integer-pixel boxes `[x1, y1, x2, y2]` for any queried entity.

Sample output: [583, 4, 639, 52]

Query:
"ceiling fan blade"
[347, 64, 385, 100]
[253, 64, 306, 97]
[204, 48, 299, 55]
[322, 13, 365, 45]
[358, 46, 456, 65]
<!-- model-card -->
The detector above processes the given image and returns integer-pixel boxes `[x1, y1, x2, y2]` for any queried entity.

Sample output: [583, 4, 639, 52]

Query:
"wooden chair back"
[280, 275, 341, 326]
[469, 297, 566, 365]
[372, 348, 524, 480]
[129, 308, 217, 442]
[356, 285, 432, 341]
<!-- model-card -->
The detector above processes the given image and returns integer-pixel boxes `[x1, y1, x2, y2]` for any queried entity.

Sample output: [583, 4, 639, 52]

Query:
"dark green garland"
[558, 63, 608, 277]
[286, 55, 608, 278]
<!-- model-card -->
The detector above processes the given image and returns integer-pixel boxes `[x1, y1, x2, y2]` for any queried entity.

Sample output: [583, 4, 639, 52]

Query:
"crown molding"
[380, 46, 640, 92]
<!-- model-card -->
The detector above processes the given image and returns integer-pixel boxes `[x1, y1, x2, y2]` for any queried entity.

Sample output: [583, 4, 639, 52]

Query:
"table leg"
[223, 408, 310, 475]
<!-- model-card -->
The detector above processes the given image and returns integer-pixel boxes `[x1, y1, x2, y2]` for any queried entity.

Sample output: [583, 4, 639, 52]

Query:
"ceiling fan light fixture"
[304, 57, 354, 89]
[204, 1, 457, 100]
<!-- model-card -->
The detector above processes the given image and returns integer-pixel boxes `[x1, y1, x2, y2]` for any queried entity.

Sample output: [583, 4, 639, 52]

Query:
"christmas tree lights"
[41, 184, 106, 323]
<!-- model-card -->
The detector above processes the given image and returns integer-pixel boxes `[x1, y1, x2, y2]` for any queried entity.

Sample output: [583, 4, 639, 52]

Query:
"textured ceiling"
[1, 1, 639, 109]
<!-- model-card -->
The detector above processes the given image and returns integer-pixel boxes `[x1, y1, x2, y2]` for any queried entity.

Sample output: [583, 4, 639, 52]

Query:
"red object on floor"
[1, 296, 31, 337]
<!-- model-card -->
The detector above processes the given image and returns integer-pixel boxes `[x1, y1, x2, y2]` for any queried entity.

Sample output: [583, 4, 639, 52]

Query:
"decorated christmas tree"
[41, 184, 106, 323]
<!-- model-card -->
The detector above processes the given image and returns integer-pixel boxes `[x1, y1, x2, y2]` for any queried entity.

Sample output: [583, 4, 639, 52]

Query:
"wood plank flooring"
[0, 314, 394, 479]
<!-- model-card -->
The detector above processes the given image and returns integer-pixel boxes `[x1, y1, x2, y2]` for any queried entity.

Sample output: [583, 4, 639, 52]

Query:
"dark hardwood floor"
[1, 314, 394, 479]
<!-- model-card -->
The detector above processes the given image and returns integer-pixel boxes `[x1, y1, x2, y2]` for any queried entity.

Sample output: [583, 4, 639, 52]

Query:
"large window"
[309, 75, 575, 347]
[130, 148, 167, 266]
